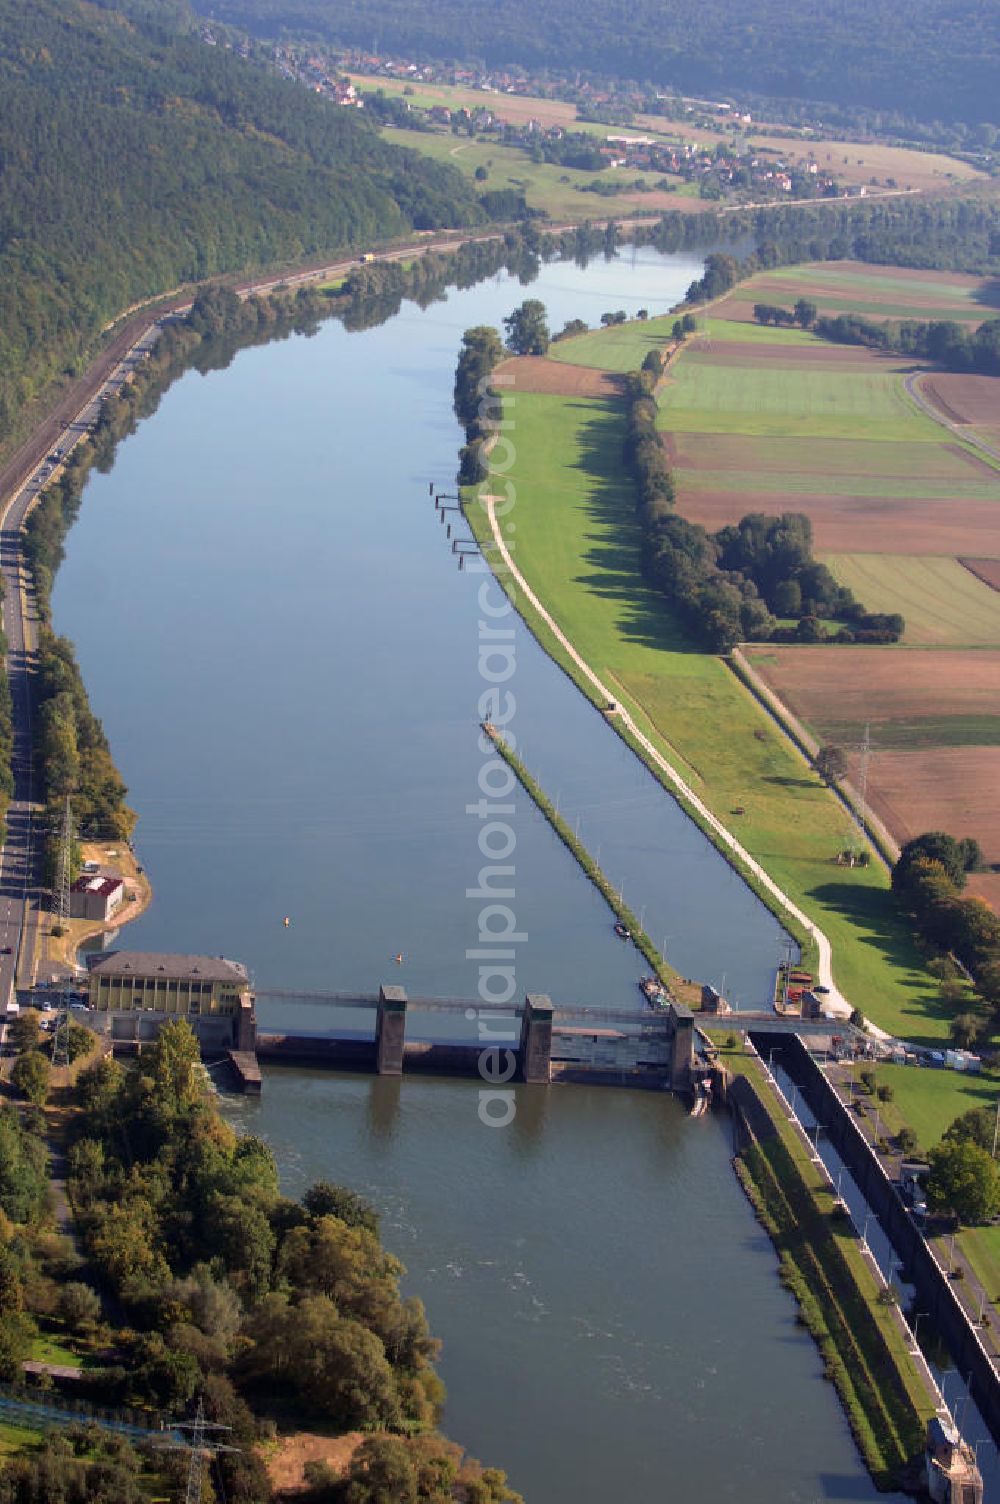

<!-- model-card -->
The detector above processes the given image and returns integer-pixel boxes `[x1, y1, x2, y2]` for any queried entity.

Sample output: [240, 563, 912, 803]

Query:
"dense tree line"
[808, 311, 1000, 375]
[0, 0, 492, 458]
[188, 0, 1000, 129]
[636, 195, 1000, 279]
[62, 1021, 521, 1503]
[639, 510, 902, 652]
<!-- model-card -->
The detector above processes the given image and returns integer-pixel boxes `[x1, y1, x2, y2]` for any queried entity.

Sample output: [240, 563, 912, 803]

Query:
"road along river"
[53, 246, 905, 1500]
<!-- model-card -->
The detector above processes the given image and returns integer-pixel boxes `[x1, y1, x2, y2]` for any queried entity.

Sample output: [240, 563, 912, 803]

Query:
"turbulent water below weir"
[55, 246, 905, 1500]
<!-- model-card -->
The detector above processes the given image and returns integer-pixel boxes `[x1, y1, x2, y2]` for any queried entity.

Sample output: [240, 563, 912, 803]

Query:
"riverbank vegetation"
[51, 1020, 522, 1502]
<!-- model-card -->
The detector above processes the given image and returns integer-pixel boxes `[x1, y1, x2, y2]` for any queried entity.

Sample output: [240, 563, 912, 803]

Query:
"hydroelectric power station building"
[86, 950, 256, 1052]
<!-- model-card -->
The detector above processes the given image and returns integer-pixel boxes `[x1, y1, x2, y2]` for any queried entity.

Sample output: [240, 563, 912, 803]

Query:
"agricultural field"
[743, 645, 1000, 748]
[713, 262, 997, 327]
[656, 298, 1000, 869]
[747, 644, 1000, 865]
[817, 554, 1000, 645]
[665, 317, 1000, 553]
[353, 74, 983, 192]
[471, 386, 944, 1041]
[659, 350, 943, 441]
[919, 372, 1000, 461]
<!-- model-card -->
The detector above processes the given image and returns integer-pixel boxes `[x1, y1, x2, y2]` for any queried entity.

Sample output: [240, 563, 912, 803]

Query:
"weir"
[224, 984, 700, 1095]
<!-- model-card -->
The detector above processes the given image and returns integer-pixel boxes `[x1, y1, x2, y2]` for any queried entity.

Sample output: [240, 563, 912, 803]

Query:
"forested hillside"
[0, 0, 484, 448]
[194, 0, 1000, 130]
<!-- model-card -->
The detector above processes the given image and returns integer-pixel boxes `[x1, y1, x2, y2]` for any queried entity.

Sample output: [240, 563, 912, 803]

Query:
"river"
[54, 245, 905, 1500]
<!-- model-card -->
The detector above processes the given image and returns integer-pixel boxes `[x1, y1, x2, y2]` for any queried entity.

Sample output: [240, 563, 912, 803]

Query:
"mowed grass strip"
[822, 553, 1000, 645]
[658, 358, 943, 442]
[698, 318, 826, 346]
[680, 467, 1000, 502]
[549, 316, 677, 371]
[483, 389, 939, 1039]
[670, 430, 990, 480]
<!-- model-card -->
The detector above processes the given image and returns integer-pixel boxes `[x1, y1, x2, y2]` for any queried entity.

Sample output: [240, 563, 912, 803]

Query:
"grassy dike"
[463, 383, 939, 1035]
[720, 1044, 935, 1486]
[482, 721, 697, 1003]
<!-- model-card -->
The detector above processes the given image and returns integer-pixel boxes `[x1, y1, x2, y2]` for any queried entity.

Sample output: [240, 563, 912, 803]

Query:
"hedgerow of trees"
[755, 302, 1000, 375]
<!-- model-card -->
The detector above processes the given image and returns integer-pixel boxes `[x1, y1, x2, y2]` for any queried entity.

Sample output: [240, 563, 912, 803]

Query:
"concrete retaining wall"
[771, 1034, 1000, 1449]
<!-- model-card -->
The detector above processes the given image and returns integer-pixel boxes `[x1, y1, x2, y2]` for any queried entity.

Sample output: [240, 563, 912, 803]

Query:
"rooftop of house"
[87, 951, 249, 983]
[71, 875, 123, 898]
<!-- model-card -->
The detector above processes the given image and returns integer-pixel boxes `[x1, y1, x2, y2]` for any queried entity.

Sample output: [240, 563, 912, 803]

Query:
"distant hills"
[191, 0, 1000, 130]
[0, 0, 483, 448]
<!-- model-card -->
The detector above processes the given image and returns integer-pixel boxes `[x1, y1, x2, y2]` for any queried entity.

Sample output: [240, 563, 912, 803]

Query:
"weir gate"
[225, 986, 698, 1095]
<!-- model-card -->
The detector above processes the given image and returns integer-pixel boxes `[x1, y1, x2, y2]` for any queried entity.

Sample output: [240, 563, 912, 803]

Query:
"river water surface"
[54, 246, 906, 1500]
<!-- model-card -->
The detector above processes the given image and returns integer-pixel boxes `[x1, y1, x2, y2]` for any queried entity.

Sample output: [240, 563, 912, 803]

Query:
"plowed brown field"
[843, 745, 1000, 862]
[960, 558, 1000, 591]
[748, 645, 1000, 729]
[922, 373, 1000, 426]
[682, 491, 1000, 555]
[749, 645, 1000, 866]
[493, 356, 622, 396]
[684, 342, 887, 368]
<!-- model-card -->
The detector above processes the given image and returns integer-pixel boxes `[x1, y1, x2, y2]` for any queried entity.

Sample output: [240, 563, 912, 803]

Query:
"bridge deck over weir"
[217, 987, 858, 1095]
[253, 989, 847, 1037]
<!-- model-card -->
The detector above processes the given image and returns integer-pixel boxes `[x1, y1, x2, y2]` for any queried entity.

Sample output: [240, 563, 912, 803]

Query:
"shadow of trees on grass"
[559, 397, 700, 655]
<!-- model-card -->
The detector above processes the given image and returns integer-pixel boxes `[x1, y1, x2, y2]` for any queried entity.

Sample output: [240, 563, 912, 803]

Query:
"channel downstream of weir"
[53, 246, 923, 1501]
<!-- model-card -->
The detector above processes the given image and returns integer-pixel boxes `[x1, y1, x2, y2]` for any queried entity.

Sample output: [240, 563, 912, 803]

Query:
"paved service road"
[0, 451, 45, 1008]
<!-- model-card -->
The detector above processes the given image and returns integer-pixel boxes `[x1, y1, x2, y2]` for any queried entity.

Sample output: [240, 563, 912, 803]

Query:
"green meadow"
[549, 316, 677, 370]
[379, 124, 680, 220]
